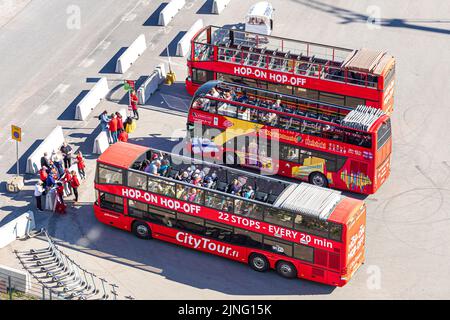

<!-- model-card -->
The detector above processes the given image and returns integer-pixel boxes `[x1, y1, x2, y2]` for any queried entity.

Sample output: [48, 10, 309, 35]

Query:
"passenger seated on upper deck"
[242, 185, 255, 199]
[158, 159, 170, 176]
[272, 99, 283, 111]
[208, 87, 220, 98]
[236, 90, 249, 104]
[228, 179, 243, 195]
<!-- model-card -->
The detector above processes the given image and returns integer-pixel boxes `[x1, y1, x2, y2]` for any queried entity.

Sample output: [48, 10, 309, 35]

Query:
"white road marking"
[36, 104, 50, 115]
[122, 13, 137, 22]
[84, 1, 144, 60]
[55, 83, 70, 94]
[99, 40, 111, 51]
[78, 58, 95, 68]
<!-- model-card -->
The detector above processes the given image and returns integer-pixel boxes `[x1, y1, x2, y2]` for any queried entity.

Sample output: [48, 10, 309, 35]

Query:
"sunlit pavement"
[1, 0, 450, 299]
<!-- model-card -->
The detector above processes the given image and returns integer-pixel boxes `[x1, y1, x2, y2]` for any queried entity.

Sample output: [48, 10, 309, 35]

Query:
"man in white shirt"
[34, 181, 44, 212]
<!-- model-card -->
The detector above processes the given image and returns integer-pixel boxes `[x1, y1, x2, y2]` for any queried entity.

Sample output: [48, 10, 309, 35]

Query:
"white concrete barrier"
[93, 131, 110, 155]
[212, 0, 230, 14]
[115, 34, 147, 74]
[26, 126, 65, 174]
[75, 77, 109, 121]
[0, 211, 35, 249]
[158, 0, 185, 26]
[156, 63, 167, 79]
[137, 72, 160, 105]
[176, 19, 204, 57]
[137, 63, 167, 104]
[0, 265, 32, 293]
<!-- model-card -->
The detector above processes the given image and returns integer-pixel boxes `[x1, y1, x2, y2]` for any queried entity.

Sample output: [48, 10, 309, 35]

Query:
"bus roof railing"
[197, 81, 384, 133]
[128, 146, 345, 220]
[195, 26, 393, 76]
[216, 80, 354, 114]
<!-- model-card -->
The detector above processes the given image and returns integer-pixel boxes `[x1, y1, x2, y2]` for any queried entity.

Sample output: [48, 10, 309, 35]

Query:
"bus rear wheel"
[249, 253, 269, 272]
[276, 261, 297, 279]
[309, 172, 328, 188]
[132, 221, 152, 239]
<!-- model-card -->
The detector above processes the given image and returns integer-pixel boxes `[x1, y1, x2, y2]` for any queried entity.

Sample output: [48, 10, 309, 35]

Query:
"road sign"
[11, 125, 22, 142]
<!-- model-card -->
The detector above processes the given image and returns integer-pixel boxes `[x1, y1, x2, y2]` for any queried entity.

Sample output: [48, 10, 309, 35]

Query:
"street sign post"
[11, 125, 22, 176]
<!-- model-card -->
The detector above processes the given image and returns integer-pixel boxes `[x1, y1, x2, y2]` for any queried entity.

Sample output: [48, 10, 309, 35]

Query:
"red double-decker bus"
[94, 142, 366, 286]
[186, 81, 392, 194]
[186, 25, 395, 114]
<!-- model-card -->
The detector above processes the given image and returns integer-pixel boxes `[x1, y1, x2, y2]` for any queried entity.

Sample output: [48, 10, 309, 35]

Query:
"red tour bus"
[186, 25, 396, 114]
[186, 81, 392, 194]
[94, 142, 366, 287]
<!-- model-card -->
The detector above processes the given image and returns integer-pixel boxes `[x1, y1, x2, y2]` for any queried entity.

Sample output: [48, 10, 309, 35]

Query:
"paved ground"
[1, 0, 450, 299]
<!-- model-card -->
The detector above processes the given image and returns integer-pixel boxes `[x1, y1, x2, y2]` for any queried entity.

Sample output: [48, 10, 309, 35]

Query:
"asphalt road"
[1, 0, 450, 299]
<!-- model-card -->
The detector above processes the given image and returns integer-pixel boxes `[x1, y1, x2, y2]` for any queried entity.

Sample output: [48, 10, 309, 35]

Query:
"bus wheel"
[309, 172, 328, 188]
[132, 221, 152, 239]
[276, 261, 297, 279]
[249, 253, 269, 272]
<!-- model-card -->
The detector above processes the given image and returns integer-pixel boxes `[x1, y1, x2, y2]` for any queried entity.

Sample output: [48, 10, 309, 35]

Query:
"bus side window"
[233, 228, 263, 249]
[262, 236, 293, 257]
[176, 213, 205, 236]
[128, 171, 148, 191]
[147, 207, 176, 227]
[294, 243, 314, 262]
[98, 164, 123, 185]
[99, 192, 124, 213]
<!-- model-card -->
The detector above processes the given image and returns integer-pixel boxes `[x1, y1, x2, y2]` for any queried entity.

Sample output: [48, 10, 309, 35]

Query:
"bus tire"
[249, 253, 269, 272]
[276, 261, 297, 279]
[132, 221, 152, 239]
[309, 172, 328, 188]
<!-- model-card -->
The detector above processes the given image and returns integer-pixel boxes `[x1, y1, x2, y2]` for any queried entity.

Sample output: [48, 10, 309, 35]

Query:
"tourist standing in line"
[130, 89, 139, 120]
[108, 113, 118, 144]
[34, 181, 44, 212]
[60, 141, 73, 169]
[70, 171, 80, 205]
[76, 151, 86, 179]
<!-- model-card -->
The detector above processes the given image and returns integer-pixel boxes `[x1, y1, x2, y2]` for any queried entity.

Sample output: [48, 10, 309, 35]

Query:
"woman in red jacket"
[61, 168, 72, 196]
[76, 151, 86, 179]
[70, 171, 80, 205]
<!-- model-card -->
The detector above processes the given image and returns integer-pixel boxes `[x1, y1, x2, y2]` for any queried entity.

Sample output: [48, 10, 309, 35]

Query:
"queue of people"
[35, 141, 85, 213]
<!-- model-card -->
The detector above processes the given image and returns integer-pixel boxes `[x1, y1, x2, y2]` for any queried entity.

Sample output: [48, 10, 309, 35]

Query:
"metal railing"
[13, 229, 119, 300]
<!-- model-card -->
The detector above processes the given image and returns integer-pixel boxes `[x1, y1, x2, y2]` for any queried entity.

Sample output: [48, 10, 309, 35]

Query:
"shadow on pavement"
[45, 202, 335, 297]
[291, 0, 450, 35]
[160, 31, 186, 57]
[100, 47, 128, 74]
[58, 90, 90, 121]
[196, 0, 214, 15]
[129, 134, 182, 152]
[143, 2, 168, 26]
[7, 139, 43, 176]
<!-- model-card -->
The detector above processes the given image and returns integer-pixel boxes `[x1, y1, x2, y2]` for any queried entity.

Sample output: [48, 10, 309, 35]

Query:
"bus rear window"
[377, 118, 391, 150]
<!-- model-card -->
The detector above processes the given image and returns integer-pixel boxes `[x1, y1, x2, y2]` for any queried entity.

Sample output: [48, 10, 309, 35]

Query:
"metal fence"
[11, 229, 119, 300]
